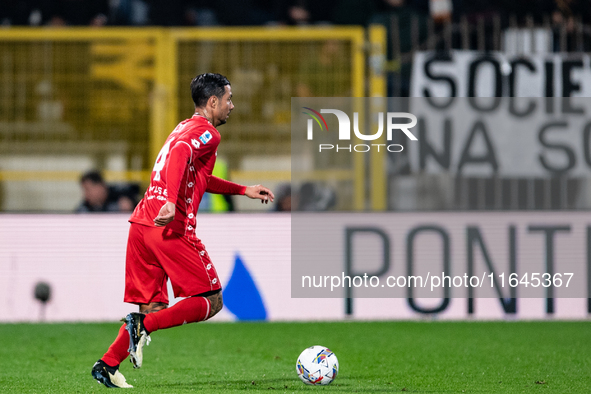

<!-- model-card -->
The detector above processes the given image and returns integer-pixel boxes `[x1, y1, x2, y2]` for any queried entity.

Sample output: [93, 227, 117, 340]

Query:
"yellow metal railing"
[0, 27, 384, 211]
[369, 25, 387, 211]
[0, 170, 151, 183]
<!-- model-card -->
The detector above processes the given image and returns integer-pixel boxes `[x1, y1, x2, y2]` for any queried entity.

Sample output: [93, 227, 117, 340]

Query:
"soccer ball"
[296, 345, 339, 385]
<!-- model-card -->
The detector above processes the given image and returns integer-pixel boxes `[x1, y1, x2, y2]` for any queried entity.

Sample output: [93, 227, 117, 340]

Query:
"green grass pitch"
[0, 321, 589, 393]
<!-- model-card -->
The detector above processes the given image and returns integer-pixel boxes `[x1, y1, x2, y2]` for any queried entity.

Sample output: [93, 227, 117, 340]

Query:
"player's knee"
[206, 292, 223, 319]
[140, 302, 168, 314]
[209, 302, 223, 318]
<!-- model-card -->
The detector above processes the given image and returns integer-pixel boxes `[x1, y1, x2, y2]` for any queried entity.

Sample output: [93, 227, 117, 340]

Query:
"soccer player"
[91, 73, 274, 388]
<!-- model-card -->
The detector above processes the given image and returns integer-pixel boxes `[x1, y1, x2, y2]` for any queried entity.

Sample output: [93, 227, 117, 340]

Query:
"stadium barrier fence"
[0, 27, 382, 211]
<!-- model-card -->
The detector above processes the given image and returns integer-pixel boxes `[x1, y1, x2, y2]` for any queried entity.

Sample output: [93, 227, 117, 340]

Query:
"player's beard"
[219, 111, 230, 125]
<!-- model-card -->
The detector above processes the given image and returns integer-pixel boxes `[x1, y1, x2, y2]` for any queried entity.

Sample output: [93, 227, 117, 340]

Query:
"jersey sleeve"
[165, 141, 192, 204]
[206, 176, 246, 195]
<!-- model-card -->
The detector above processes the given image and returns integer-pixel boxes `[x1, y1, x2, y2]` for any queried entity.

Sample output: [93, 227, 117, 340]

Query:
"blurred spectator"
[48, 0, 109, 26]
[1, 0, 588, 27]
[185, 1, 218, 26]
[549, 0, 589, 27]
[109, 0, 149, 26]
[273, 183, 293, 211]
[76, 170, 139, 213]
[275, 0, 339, 25]
[0, 0, 51, 26]
[430, 0, 452, 23]
[145, 0, 218, 26]
[198, 159, 235, 212]
[297, 182, 336, 211]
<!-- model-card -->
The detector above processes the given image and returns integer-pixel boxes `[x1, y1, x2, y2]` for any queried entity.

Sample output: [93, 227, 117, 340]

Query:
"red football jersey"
[130, 114, 245, 237]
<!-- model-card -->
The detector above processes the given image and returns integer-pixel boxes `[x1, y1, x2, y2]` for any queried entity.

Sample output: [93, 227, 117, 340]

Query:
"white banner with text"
[0, 214, 589, 322]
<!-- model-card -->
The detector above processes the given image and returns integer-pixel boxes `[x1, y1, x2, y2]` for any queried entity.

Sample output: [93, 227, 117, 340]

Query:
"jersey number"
[152, 140, 171, 181]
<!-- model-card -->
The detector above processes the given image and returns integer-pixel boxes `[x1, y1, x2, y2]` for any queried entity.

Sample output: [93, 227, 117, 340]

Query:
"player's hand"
[154, 201, 176, 226]
[245, 185, 275, 204]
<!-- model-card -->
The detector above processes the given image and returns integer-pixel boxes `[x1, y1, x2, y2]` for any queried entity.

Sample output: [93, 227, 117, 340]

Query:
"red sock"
[102, 324, 129, 367]
[143, 296, 210, 333]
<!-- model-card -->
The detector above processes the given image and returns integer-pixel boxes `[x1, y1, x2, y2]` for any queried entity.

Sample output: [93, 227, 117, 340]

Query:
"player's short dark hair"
[190, 73, 230, 108]
[80, 170, 105, 185]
